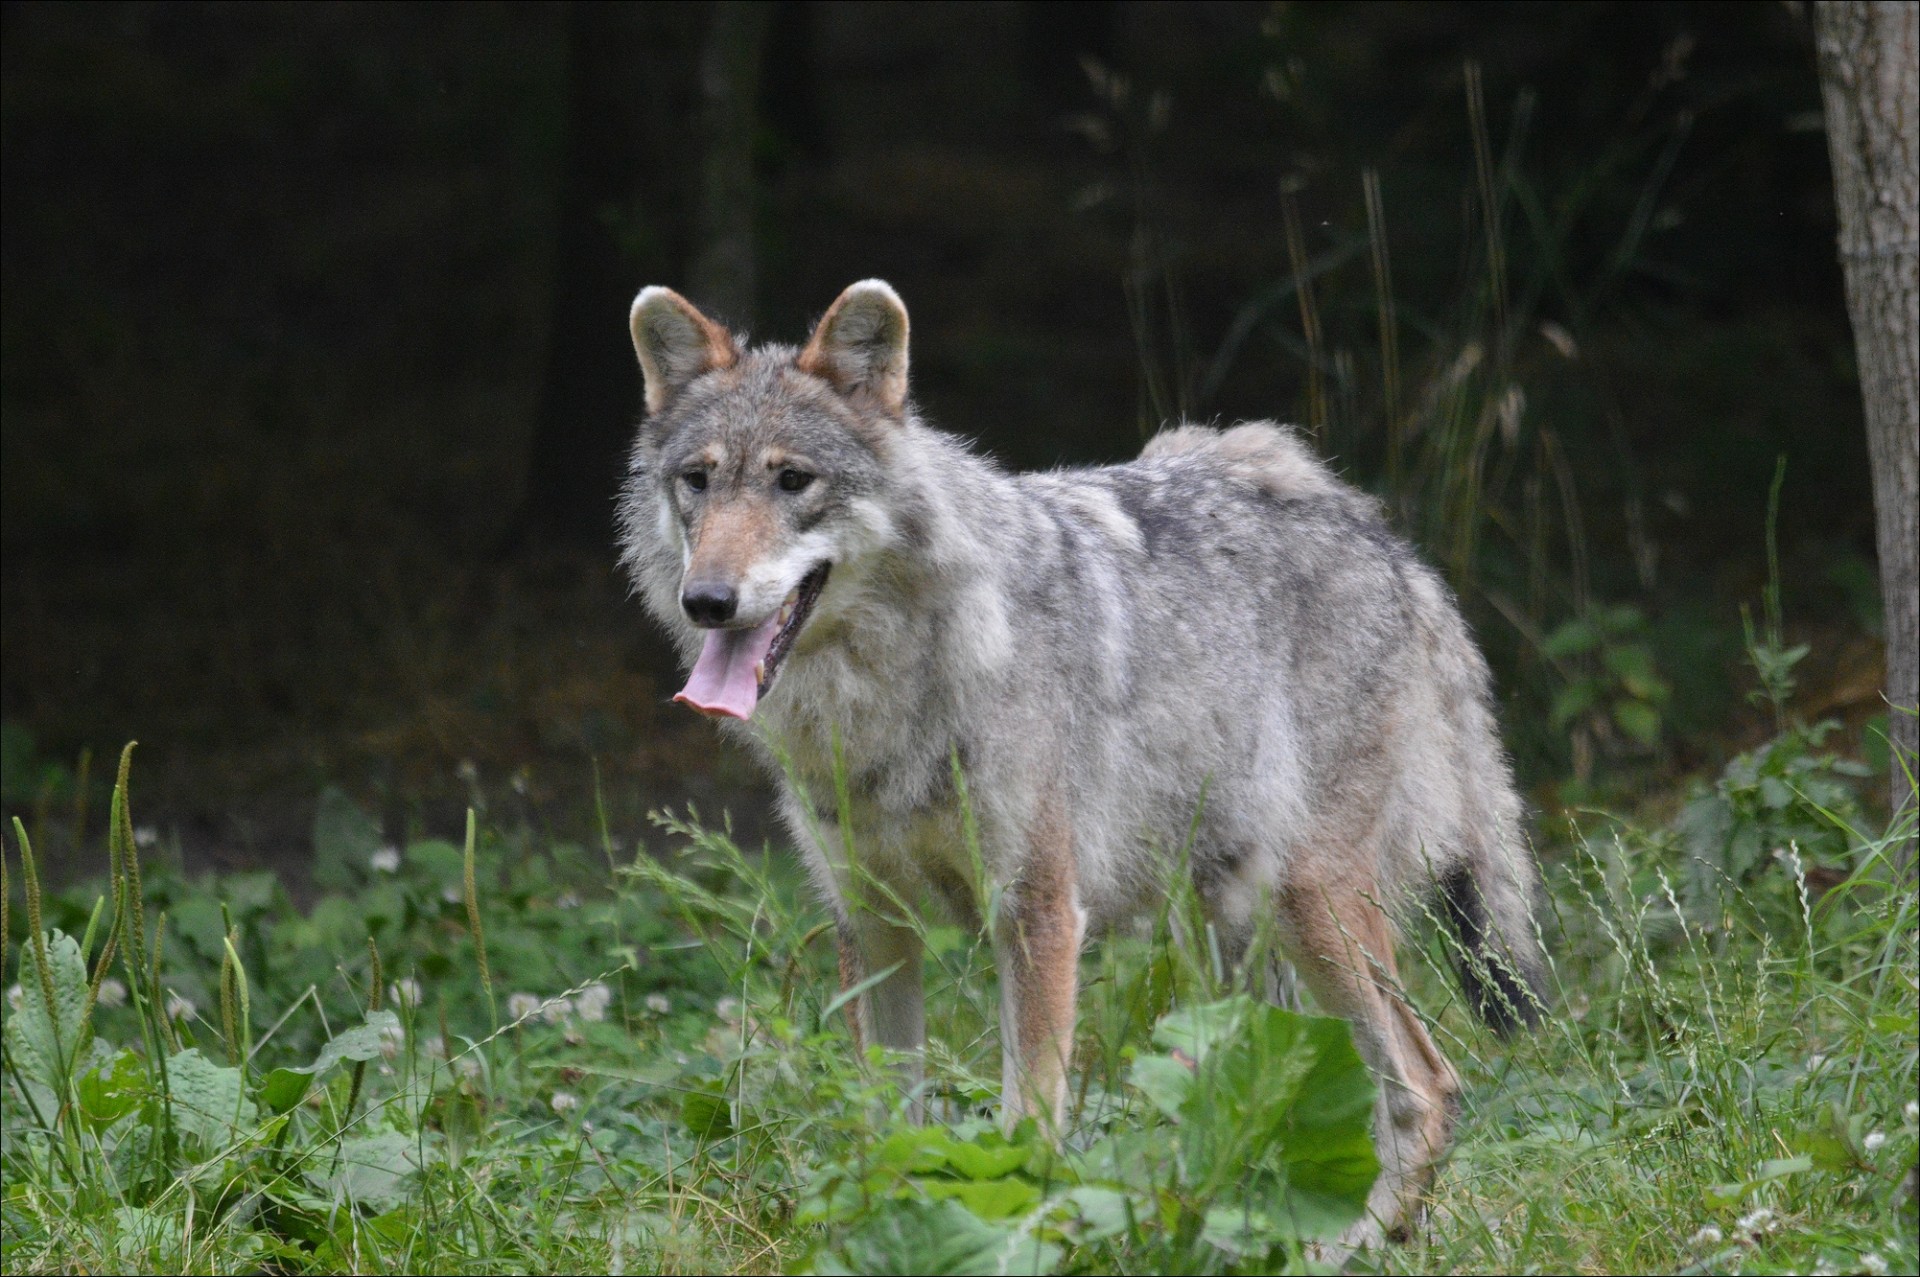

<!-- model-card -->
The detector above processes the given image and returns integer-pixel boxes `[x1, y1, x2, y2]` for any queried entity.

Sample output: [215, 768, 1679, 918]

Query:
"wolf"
[616, 279, 1547, 1240]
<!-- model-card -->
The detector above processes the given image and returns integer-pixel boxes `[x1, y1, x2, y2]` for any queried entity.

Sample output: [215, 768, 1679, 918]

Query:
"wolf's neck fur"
[750, 416, 1042, 810]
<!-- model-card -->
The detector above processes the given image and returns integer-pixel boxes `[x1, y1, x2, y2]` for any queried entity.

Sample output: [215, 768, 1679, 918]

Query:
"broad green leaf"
[916, 1175, 1045, 1219]
[320, 1130, 420, 1211]
[681, 1083, 733, 1139]
[819, 1197, 1060, 1276]
[258, 1068, 314, 1116]
[1150, 997, 1247, 1061]
[77, 1049, 148, 1131]
[165, 1047, 258, 1151]
[1128, 1053, 1194, 1120]
[306, 1010, 402, 1078]
[939, 1133, 1032, 1182]
[1063, 1185, 1134, 1241]
[5, 929, 91, 1091]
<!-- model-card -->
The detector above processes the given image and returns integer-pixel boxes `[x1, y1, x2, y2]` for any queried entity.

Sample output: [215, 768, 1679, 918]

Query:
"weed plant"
[3, 709, 1914, 1274]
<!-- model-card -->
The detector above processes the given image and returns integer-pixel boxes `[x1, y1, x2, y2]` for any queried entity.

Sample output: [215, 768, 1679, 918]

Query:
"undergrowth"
[2, 708, 1915, 1274]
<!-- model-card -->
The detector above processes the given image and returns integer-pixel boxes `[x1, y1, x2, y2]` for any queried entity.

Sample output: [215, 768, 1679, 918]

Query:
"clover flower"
[369, 846, 401, 873]
[550, 1090, 580, 1115]
[507, 992, 542, 1021]
[574, 983, 612, 1023]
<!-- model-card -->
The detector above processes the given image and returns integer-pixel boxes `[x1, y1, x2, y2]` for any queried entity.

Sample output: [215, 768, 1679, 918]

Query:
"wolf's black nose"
[681, 582, 738, 626]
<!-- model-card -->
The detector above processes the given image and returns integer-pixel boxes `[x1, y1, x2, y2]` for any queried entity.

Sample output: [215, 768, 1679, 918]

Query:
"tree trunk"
[1815, 1, 1919, 852]
[689, 2, 772, 330]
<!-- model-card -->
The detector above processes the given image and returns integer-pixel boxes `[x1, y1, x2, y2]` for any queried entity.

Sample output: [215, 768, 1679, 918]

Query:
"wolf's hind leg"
[995, 809, 1085, 1135]
[1278, 869, 1460, 1245]
[840, 916, 927, 1121]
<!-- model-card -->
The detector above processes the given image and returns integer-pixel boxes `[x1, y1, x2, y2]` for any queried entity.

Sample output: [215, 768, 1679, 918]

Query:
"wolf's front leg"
[839, 916, 927, 1121]
[994, 816, 1086, 1135]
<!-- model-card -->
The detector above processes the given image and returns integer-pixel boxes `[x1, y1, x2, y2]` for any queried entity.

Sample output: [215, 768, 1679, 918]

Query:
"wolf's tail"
[1436, 851, 1549, 1035]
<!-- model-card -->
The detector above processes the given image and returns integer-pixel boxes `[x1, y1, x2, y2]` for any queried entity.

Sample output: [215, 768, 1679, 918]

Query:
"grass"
[2, 717, 1914, 1274]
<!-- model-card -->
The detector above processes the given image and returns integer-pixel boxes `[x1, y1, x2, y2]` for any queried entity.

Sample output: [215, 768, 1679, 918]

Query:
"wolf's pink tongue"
[675, 612, 783, 720]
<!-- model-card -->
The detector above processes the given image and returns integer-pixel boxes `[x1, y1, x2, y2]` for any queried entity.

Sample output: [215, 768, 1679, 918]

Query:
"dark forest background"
[0, 1, 1890, 882]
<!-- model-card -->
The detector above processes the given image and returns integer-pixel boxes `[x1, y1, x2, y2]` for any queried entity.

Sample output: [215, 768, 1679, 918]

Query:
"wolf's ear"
[630, 287, 740, 415]
[796, 280, 910, 414]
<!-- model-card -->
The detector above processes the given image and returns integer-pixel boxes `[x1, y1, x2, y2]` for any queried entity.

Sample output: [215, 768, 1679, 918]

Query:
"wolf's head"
[616, 280, 914, 721]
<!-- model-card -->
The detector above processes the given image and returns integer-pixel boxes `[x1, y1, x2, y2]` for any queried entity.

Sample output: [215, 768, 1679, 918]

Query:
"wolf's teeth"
[779, 603, 793, 625]
[754, 660, 767, 684]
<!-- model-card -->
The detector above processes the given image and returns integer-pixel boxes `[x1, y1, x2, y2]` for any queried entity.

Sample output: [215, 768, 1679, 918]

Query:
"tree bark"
[689, 2, 772, 330]
[1815, 1, 1919, 849]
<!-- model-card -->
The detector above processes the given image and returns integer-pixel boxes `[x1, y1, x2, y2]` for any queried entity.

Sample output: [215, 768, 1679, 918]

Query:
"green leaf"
[1541, 618, 1601, 658]
[164, 1047, 258, 1151]
[1063, 1185, 1134, 1241]
[1551, 681, 1601, 732]
[941, 1135, 1032, 1182]
[319, 1130, 420, 1211]
[1613, 699, 1662, 747]
[76, 1050, 148, 1132]
[258, 1068, 314, 1116]
[1128, 1053, 1195, 1120]
[312, 786, 383, 891]
[306, 1010, 402, 1077]
[916, 1175, 1045, 1219]
[5, 929, 91, 1091]
[819, 1198, 1060, 1276]
[681, 1082, 733, 1139]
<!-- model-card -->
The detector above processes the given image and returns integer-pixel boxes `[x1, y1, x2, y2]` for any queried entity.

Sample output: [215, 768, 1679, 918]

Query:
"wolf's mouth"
[674, 564, 830, 720]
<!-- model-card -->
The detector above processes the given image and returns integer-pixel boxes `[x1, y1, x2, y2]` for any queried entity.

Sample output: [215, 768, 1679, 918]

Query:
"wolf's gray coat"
[617, 281, 1545, 1243]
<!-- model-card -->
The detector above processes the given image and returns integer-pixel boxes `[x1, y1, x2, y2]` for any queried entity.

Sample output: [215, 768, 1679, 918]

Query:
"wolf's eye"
[777, 468, 814, 494]
[681, 471, 708, 492]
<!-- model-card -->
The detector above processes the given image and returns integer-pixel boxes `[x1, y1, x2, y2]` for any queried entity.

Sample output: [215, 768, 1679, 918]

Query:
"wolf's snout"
[680, 581, 738, 627]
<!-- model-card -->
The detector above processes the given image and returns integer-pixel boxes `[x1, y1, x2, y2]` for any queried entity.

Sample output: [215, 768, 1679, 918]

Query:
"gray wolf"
[616, 279, 1547, 1240]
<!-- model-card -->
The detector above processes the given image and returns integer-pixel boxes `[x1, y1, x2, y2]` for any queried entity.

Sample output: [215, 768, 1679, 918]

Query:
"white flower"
[507, 992, 542, 1021]
[1863, 1130, 1886, 1152]
[644, 992, 671, 1015]
[456, 759, 479, 783]
[378, 1022, 406, 1060]
[1807, 1052, 1828, 1072]
[1689, 1225, 1723, 1246]
[1736, 1206, 1775, 1235]
[369, 846, 401, 873]
[549, 1090, 579, 1115]
[389, 978, 422, 1009]
[420, 1034, 447, 1058]
[452, 1055, 482, 1081]
[556, 890, 581, 909]
[164, 993, 195, 1021]
[5, 984, 23, 1011]
[511, 772, 529, 795]
[716, 995, 743, 1026]
[540, 996, 574, 1025]
[96, 978, 128, 1008]
[1905, 1099, 1918, 1123]
[1860, 1252, 1888, 1276]
[573, 983, 612, 1023]
[133, 826, 159, 849]
[442, 885, 464, 905]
